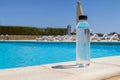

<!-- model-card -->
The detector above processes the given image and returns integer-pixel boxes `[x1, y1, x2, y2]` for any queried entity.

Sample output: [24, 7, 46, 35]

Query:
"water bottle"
[76, 15, 90, 67]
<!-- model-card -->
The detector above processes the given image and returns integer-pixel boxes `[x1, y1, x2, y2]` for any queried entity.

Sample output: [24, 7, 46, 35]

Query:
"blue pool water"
[0, 42, 120, 69]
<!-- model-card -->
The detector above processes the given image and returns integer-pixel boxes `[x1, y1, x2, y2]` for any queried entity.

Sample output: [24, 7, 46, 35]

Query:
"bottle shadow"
[52, 65, 79, 69]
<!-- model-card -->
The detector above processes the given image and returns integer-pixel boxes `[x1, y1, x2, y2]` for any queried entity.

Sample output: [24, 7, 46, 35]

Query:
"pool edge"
[0, 56, 119, 80]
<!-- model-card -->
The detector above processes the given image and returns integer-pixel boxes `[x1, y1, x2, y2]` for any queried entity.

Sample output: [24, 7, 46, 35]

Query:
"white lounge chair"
[109, 34, 119, 41]
[90, 34, 101, 41]
[100, 34, 110, 41]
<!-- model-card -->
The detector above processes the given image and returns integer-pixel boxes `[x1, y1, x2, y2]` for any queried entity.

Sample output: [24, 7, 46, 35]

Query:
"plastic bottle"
[76, 15, 90, 67]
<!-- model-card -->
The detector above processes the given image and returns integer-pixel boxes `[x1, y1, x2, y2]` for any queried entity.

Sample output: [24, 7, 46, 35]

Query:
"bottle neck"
[77, 19, 89, 28]
[79, 20, 87, 22]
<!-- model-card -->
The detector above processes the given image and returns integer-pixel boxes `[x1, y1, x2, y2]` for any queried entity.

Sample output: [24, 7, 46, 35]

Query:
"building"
[67, 25, 71, 35]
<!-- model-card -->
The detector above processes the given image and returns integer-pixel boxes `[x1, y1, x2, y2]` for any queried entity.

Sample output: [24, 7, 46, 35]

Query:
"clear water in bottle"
[76, 27, 90, 67]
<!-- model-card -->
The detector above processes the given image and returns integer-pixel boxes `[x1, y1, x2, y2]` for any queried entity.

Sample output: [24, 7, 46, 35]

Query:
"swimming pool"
[0, 41, 120, 69]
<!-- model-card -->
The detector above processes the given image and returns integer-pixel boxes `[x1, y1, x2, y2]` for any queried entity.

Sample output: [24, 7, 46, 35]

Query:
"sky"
[0, 0, 120, 34]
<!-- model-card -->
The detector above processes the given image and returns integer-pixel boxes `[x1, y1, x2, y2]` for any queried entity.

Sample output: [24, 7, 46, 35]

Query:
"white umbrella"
[76, 0, 84, 24]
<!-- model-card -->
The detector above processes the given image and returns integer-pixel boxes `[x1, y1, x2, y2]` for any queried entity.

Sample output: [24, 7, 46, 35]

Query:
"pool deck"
[0, 56, 120, 80]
